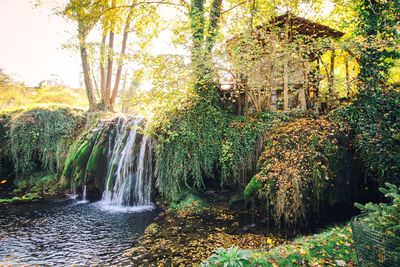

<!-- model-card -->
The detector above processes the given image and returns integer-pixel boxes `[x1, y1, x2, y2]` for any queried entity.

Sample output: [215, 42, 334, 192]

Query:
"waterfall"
[82, 185, 87, 201]
[99, 116, 154, 211]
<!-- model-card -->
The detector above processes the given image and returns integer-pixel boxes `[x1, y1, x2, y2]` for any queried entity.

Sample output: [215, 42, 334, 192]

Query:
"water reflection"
[0, 199, 158, 266]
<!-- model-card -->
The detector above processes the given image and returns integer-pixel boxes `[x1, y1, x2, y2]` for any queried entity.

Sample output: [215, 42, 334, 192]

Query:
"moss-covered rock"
[0, 106, 85, 199]
[245, 118, 359, 228]
[7, 106, 84, 175]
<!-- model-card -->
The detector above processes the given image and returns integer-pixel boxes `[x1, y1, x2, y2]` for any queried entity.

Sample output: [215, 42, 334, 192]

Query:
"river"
[0, 198, 158, 266]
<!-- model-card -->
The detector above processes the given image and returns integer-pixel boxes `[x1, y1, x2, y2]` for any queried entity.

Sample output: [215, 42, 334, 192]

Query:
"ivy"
[354, 0, 400, 87]
[7, 106, 84, 176]
[330, 89, 400, 185]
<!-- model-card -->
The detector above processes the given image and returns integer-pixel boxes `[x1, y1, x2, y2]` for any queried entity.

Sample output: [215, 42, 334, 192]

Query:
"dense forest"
[0, 0, 399, 266]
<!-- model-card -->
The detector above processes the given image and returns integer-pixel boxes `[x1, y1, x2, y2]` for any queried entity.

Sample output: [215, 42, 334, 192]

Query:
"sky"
[0, 0, 182, 88]
[0, 0, 81, 87]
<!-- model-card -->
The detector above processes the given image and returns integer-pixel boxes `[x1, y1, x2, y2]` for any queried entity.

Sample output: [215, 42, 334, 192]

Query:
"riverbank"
[127, 192, 356, 266]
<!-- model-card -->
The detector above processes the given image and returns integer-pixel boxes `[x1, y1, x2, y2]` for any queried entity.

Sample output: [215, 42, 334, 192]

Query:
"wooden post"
[299, 61, 307, 111]
[328, 48, 335, 99]
[315, 57, 321, 114]
[283, 59, 289, 111]
[283, 15, 290, 111]
[345, 56, 350, 98]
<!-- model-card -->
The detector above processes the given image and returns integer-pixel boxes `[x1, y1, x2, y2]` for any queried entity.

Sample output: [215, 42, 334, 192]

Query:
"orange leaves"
[249, 118, 349, 227]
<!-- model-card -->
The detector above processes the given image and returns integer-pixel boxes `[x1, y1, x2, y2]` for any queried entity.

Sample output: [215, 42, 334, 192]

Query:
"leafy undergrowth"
[0, 173, 62, 204]
[0, 193, 40, 204]
[244, 118, 356, 228]
[204, 225, 356, 266]
[329, 89, 400, 185]
[126, 193, 287, 266]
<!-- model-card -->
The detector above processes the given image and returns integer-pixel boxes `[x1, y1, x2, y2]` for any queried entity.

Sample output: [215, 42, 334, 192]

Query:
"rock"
[335, 260, 346, 266]
[144, 223, 159, 236]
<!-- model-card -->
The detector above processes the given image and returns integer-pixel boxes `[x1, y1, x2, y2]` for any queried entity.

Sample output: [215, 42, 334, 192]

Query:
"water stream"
[0, 115, 158, 265]
[0, 199, 158, 266]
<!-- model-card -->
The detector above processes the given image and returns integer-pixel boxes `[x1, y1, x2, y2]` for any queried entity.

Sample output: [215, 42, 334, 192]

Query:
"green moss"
[169, 194, 207, 216]
[86, 146, 106, 173]
[243, 176, 262, 200]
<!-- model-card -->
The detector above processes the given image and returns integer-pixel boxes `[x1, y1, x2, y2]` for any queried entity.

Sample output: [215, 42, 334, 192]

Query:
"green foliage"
[203, 225, 356, 266]
[219, 112, 285, 185]
[353, 0, 399, 87]
[355, 183, 400, 238]
[330, 89, 400, 185]
[243, 176, 261, 200]
[155, 101, 227, 201]
[155, 99, 285, 202]
[8, 106, 84, 176]
[204, 247, 251, 267]
[0, 194, 40, 204]
[9, 172, 61, 201]
[169, 194, 207, 216]
[246, 118, 352, 227]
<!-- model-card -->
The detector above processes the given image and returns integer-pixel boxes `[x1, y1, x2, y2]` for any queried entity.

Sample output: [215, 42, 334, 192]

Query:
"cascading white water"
[82, 185, 87, 201]
[99, 116, 154, 212]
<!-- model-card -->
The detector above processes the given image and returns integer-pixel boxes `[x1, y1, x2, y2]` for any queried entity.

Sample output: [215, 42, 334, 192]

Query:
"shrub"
[203, 225, 356, 266]
[155, 100, 285, 202]
[219, 111, 286, 186]
[8, 106, 84, 176]
[204, 247, 251, 267]
[355, 183, 400, 238]
[330, 89, 400, 185]
[246, 118, 353, 227]
[155, 101, 228, 201]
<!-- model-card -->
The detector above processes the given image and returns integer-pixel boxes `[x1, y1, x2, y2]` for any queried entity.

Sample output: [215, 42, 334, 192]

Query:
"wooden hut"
[224, 13, 347, 114]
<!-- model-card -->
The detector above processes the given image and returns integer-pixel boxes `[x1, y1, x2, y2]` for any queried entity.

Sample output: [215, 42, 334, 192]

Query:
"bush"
[245, 118, 354, 227]
[8, 106, 84, 176]
[219, 111, 286, 186]
[330, 89, 400, 185]
[155, 101, 228, 201]
[355, 183, 400, 238]
[155, 102, 284, 202]
[204, 247, 251, 267]
[203, 225, 355, 266]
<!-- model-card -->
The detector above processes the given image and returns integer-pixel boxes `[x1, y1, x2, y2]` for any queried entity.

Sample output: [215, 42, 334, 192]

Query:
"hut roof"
[261, 13, 344, 39]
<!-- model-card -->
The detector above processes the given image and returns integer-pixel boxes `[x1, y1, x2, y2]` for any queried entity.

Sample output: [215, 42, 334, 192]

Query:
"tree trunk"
[111, 5, 134, 106]
[78, 21, 97, 111]
[100, 32, 107, 103]
[299, 62, 307, 111]
[345, 56, 350, 98]
[80, 46, 97, 111]
[104, 30, 115, 108]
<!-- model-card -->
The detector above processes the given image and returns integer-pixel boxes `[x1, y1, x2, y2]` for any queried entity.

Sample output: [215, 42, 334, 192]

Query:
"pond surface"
[0, 199, 158, 266]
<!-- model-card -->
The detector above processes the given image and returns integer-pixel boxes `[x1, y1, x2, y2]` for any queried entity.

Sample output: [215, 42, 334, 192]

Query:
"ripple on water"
[0, 199, 158, 266]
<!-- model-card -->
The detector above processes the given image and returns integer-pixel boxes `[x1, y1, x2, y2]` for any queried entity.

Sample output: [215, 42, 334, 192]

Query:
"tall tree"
[189, 0, 223, 100]
[64, 0, 159, 111]
[354, 0, 399, 87]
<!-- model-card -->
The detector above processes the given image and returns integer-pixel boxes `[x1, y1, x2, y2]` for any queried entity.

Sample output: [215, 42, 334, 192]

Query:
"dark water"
[0, 199, 158, 266]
